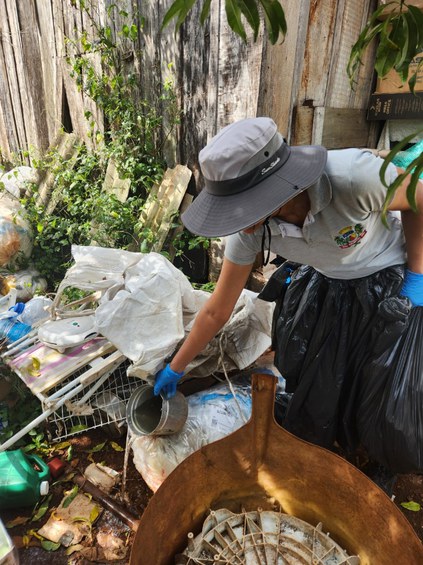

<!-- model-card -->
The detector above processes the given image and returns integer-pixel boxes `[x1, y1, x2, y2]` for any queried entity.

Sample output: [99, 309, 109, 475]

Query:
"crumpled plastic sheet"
[0, 194, 33, 267]
[93, 250, 274, 379]
[131, 374, 285, 492]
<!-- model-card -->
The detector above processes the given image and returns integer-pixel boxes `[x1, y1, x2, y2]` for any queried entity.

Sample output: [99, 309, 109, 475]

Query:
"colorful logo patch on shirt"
[334, 224, 367, 249]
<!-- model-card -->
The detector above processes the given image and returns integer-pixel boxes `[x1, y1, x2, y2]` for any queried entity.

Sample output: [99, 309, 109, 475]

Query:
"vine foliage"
[348, 1, 423, 214]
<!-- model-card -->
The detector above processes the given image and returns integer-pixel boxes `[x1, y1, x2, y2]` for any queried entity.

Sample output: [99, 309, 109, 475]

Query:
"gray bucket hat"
[181, 117, 327, 237]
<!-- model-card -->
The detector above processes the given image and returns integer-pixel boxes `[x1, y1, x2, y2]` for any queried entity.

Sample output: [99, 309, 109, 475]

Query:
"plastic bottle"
[0, 318, 31, 343]
[0, 450, 50, 510]
[0, 303, 31, 344]
[18, 296, 53, 326]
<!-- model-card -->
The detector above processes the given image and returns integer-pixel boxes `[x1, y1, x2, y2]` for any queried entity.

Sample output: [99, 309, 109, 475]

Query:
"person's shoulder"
[326, 148, 384, 186]
[326, 148, 373, 171]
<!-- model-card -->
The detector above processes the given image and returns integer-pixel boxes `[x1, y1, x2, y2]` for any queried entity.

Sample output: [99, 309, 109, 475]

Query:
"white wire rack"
[45, 357, 139, 442]
[0, 334, 142, 449]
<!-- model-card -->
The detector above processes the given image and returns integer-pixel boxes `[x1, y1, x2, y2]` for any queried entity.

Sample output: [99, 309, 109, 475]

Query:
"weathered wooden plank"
[15, 0, 50, 153]
[326, 0, 377, 109]
[139, 165, 192, 253]
[178, 0, 210, 178]
[34, 0, 61, 145]
[259, 0, 310, 138]
[151, 166, 192, 252]
[0, 14, 18, 160]
[0, 0, 27, 154]
[0, 100, 11, 160]
[349, 0, 379, 108]
[298, 0, 339, 107]
[60, 0, 102, 148]
[312, 107, 372, 148]
[160, 1, 182, 166]
[36, 132, 79, 208]
[102, 158, 131, 203]
[213, 2, 263, 131]
[291, 105, 314, 145]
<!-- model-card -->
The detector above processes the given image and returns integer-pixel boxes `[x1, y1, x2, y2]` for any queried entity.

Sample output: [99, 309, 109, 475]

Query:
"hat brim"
[181, 145, 328, 237]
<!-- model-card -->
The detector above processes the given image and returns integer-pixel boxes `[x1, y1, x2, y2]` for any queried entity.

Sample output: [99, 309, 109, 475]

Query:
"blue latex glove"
[400, 269, 423, 306]
[153, 363, 184, 398]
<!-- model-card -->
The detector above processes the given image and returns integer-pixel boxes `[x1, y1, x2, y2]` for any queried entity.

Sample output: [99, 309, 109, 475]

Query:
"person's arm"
[388, 168, 423, 307]
[388, 168, 423, 274]
[154, 258, 253, 396]
[170, 258, 253, 372]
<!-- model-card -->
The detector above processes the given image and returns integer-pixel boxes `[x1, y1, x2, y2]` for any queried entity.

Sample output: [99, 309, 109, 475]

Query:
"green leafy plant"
[19, 2, 210, 290]
[162, 0, 287, 44]
[0, 371, 42, 447]
[380, 129, 423, 224]
[348, 1, 423, 213]
[348, 1, 423, 92]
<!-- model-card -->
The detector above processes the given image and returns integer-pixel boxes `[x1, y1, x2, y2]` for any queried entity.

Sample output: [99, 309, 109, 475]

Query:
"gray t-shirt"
[225, 149, 405, 279]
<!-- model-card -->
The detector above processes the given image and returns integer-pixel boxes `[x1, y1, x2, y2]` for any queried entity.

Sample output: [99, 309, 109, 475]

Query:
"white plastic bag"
[95, 251, 274, 378]
[60, 246, 274, 379]
[131, 377, 253, 492]
[131, 374, 285, 492]
[0, 194, 32, 267]
[0, 267, 48, 301]
[0, 166, 38, 199]
[95, 252, 206, 375]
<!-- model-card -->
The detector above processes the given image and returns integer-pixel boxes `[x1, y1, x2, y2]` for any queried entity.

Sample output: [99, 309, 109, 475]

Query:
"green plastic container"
[0, 450, 50, 510]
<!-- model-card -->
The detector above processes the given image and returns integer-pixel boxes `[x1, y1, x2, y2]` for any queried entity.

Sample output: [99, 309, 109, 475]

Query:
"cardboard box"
[376, 52, 423, 93]
[367, 92, 423, 120]
[377, 0, 423, 19]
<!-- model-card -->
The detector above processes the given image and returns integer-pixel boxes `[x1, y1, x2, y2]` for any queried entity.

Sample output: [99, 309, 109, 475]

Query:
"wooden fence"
[0, 0, 378, 180]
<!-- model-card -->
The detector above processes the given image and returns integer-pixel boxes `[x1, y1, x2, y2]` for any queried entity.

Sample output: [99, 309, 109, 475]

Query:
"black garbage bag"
[356, 297, 423, 473]
[258, 263, 405, 451]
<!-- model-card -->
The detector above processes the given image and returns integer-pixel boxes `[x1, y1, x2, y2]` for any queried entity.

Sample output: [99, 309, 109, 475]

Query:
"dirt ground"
[1, 359, 423, 563]
[1, 420, 423, 564]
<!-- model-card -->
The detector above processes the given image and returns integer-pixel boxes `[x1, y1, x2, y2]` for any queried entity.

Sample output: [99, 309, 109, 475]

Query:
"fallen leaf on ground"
[400, 501, 421, 512]
[38, 493, 101, 547]
[5, 516, 30, 528]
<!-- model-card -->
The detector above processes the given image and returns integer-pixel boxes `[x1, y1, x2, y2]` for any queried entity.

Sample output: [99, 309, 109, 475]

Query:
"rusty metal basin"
[130, 373, 423, 564]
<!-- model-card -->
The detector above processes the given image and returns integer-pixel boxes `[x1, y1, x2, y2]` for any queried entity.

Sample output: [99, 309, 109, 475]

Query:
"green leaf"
[405, 159, 423, 213]
[31, 494, 52, 522]
[380, 129, 423, 223]
[41, 540, 61, 551]
[162, 0, 184, 30]
[225, 0, 247, 42]
[86, 440, 107, 453]
[200, 0, 212, 25]
[260, 0, 286, 44]
[69, 424, 88, 434]
[400, 501, 421, 512]
[237, 0, 260, 41]
[63, 484, 79, 508]
[407, 5, 423, 51]
[162, 0, 196, 33]
[110, 441, 124, 452]
[380, 130, 421, 188]
[393, 14, 410, 69]
[375, 17, 402, 77]
[66, 444, 74, 461]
